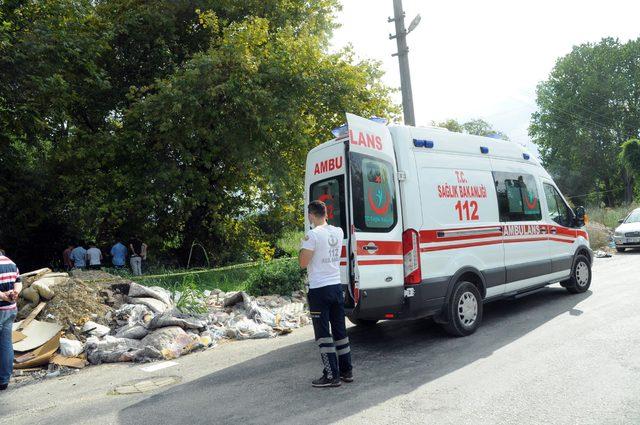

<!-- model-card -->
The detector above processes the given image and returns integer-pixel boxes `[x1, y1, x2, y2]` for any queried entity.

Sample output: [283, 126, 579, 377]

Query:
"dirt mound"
[40, 272, 130, 339]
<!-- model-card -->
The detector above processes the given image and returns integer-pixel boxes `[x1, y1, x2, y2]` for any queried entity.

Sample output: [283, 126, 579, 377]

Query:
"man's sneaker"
[312, 375, 341, 388]
[340, 370, 354, 383]
[0, 383, 8, 391]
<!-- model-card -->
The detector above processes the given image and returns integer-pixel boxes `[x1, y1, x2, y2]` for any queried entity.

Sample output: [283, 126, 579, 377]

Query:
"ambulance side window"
[543, 183, 574, 227]
[350, 152, 397, 232]
[310, 175, 346, 235]
[493, 172, 542, 221]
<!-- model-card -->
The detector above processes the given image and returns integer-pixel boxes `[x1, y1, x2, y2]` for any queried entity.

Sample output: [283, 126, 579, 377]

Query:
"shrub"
[245, 258, 306, 296]
[276, 229, 304, 257]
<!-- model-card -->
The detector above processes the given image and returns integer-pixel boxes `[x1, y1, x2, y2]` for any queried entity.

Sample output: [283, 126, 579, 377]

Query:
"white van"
[304, 113, 592, 336]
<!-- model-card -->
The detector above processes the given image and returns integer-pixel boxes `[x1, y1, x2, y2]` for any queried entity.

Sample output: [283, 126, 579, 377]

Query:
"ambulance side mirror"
[618, 218, 624, 224]
[574, 206, 586, 227]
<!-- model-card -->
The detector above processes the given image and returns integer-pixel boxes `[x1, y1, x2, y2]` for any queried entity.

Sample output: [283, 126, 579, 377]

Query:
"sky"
[331, 0, 640, 153]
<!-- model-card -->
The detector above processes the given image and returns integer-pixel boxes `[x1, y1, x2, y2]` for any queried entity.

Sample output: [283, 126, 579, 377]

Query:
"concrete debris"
[12, 269, 310, 383]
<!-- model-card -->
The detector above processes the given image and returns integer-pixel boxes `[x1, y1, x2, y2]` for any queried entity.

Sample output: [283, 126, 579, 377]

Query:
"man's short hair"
[308, 200, 327, 218]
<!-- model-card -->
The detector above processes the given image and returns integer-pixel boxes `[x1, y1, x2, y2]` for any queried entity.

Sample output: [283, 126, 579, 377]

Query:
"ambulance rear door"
[345, 113, 405, 318]
[305, 140, 351, 303]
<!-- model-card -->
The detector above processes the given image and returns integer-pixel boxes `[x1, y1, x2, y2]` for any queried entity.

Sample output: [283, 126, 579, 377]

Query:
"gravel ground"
[1, 252, 639, 425]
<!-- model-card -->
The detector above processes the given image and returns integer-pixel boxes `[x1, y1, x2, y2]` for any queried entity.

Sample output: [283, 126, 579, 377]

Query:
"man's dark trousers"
[307, 284, 352, 380]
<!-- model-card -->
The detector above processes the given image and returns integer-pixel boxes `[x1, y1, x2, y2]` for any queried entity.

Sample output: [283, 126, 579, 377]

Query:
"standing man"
[110, 240, 127, 270]
[70, 242, 87, 270]
[62, 244, 74, 271]
[86, 243, 103, 270]
[0, 250, 22, 390]
[299, 200, 353, 388]
[129, 237, 143, 276]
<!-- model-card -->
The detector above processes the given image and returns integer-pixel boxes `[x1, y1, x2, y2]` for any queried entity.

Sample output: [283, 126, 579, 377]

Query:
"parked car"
[613, 208, 640, 252]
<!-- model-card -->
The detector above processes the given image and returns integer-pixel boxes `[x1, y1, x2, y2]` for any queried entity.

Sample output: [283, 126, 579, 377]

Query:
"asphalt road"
[1, 252, 639, 425]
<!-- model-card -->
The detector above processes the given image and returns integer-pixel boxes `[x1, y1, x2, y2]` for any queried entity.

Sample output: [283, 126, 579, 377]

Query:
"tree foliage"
[0, 0, 398, 268]
[530, 37, 640, 205]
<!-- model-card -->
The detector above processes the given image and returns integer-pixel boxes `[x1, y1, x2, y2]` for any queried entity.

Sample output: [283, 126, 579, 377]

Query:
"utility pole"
[389, 0, 420, 126]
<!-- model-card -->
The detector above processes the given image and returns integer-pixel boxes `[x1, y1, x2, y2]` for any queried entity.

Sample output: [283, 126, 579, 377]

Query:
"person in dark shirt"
[62, 244, 74, 271]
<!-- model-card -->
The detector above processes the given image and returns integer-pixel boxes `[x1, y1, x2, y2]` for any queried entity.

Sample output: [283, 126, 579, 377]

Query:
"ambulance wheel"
[616, 247, 625, 253]
[564, 254, 591, 294]
[442, 281, 483, 337]
[348, 317, 378, 327]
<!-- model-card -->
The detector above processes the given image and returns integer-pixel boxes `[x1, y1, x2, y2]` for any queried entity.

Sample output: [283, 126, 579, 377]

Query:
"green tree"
[432, 118, 509, 139]
[620, 138, 640, 183]
[0, 0, 398, 268]
[530, 37, 640, 205]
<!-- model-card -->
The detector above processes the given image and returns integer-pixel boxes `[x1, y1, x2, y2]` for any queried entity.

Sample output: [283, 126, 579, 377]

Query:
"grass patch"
[585, 203, 639, 228]
[110, 258, 297, 294]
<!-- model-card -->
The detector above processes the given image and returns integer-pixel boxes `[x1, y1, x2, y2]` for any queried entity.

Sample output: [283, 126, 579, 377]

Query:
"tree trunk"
[623, 169, 634, 204]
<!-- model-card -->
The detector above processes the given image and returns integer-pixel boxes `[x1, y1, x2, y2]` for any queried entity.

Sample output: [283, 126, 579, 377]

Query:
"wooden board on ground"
[12, 301, 47, 343]
[12, 319, 61, 352]
[51, 354, 87, 369]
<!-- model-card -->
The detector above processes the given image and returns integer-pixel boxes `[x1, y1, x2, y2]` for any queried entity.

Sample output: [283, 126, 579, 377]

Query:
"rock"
[222, 292, 243, 307]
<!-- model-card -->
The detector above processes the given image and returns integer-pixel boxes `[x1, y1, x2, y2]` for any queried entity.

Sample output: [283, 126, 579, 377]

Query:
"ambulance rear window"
[350, 152, 397, 232]
[310, 175, 346, 235]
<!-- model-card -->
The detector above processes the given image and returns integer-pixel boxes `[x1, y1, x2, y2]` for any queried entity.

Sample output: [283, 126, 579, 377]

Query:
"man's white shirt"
[301, 224, 344, 289]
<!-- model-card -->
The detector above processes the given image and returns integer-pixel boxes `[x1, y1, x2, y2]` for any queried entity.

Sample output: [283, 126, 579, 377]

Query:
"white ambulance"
[304, 113, 592, 336]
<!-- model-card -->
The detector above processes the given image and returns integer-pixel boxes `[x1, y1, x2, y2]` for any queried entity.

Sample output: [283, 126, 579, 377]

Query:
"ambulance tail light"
[403, 229, 422, 285]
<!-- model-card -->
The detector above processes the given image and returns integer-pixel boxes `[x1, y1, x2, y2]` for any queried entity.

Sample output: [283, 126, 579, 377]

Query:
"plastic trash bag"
[147, 312, 207, 331]
[140, 326, 196, 360]
[127, 297, 170, 314]
[85, 336, 161, 364]
[225, 317, 275, 340]
[82, 321, 110, 337]
[115, 324, 149, 340]
[114, 304, 152, 327]
[127, 282, 172, 307]
[59, 338, 84, 357]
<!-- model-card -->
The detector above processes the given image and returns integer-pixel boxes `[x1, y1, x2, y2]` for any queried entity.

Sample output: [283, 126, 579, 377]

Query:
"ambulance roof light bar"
[331, 117, 389, 138]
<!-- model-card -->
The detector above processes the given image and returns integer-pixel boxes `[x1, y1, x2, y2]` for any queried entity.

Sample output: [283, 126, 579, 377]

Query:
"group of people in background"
[62, 238, 148, 276]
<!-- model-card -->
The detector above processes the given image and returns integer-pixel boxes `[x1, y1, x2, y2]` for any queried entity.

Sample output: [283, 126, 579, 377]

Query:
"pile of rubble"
[12, 269, 309, 378]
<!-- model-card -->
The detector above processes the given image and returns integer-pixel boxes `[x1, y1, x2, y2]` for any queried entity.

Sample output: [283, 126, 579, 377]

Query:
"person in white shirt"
[299, 200, 353, 388]
[86, 244, 103, 270]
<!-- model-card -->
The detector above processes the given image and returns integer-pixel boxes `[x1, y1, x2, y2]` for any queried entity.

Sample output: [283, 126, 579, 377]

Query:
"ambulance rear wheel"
[348, 317, 378, 327]
[564, 254, 591, 294]
[442, 281, 483, 337]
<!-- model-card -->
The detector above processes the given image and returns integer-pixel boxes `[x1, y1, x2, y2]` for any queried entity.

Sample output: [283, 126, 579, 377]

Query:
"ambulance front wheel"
[563, 254, 592, 294]
[441, 281, 483, 337]
[348, 317, 378, 327]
